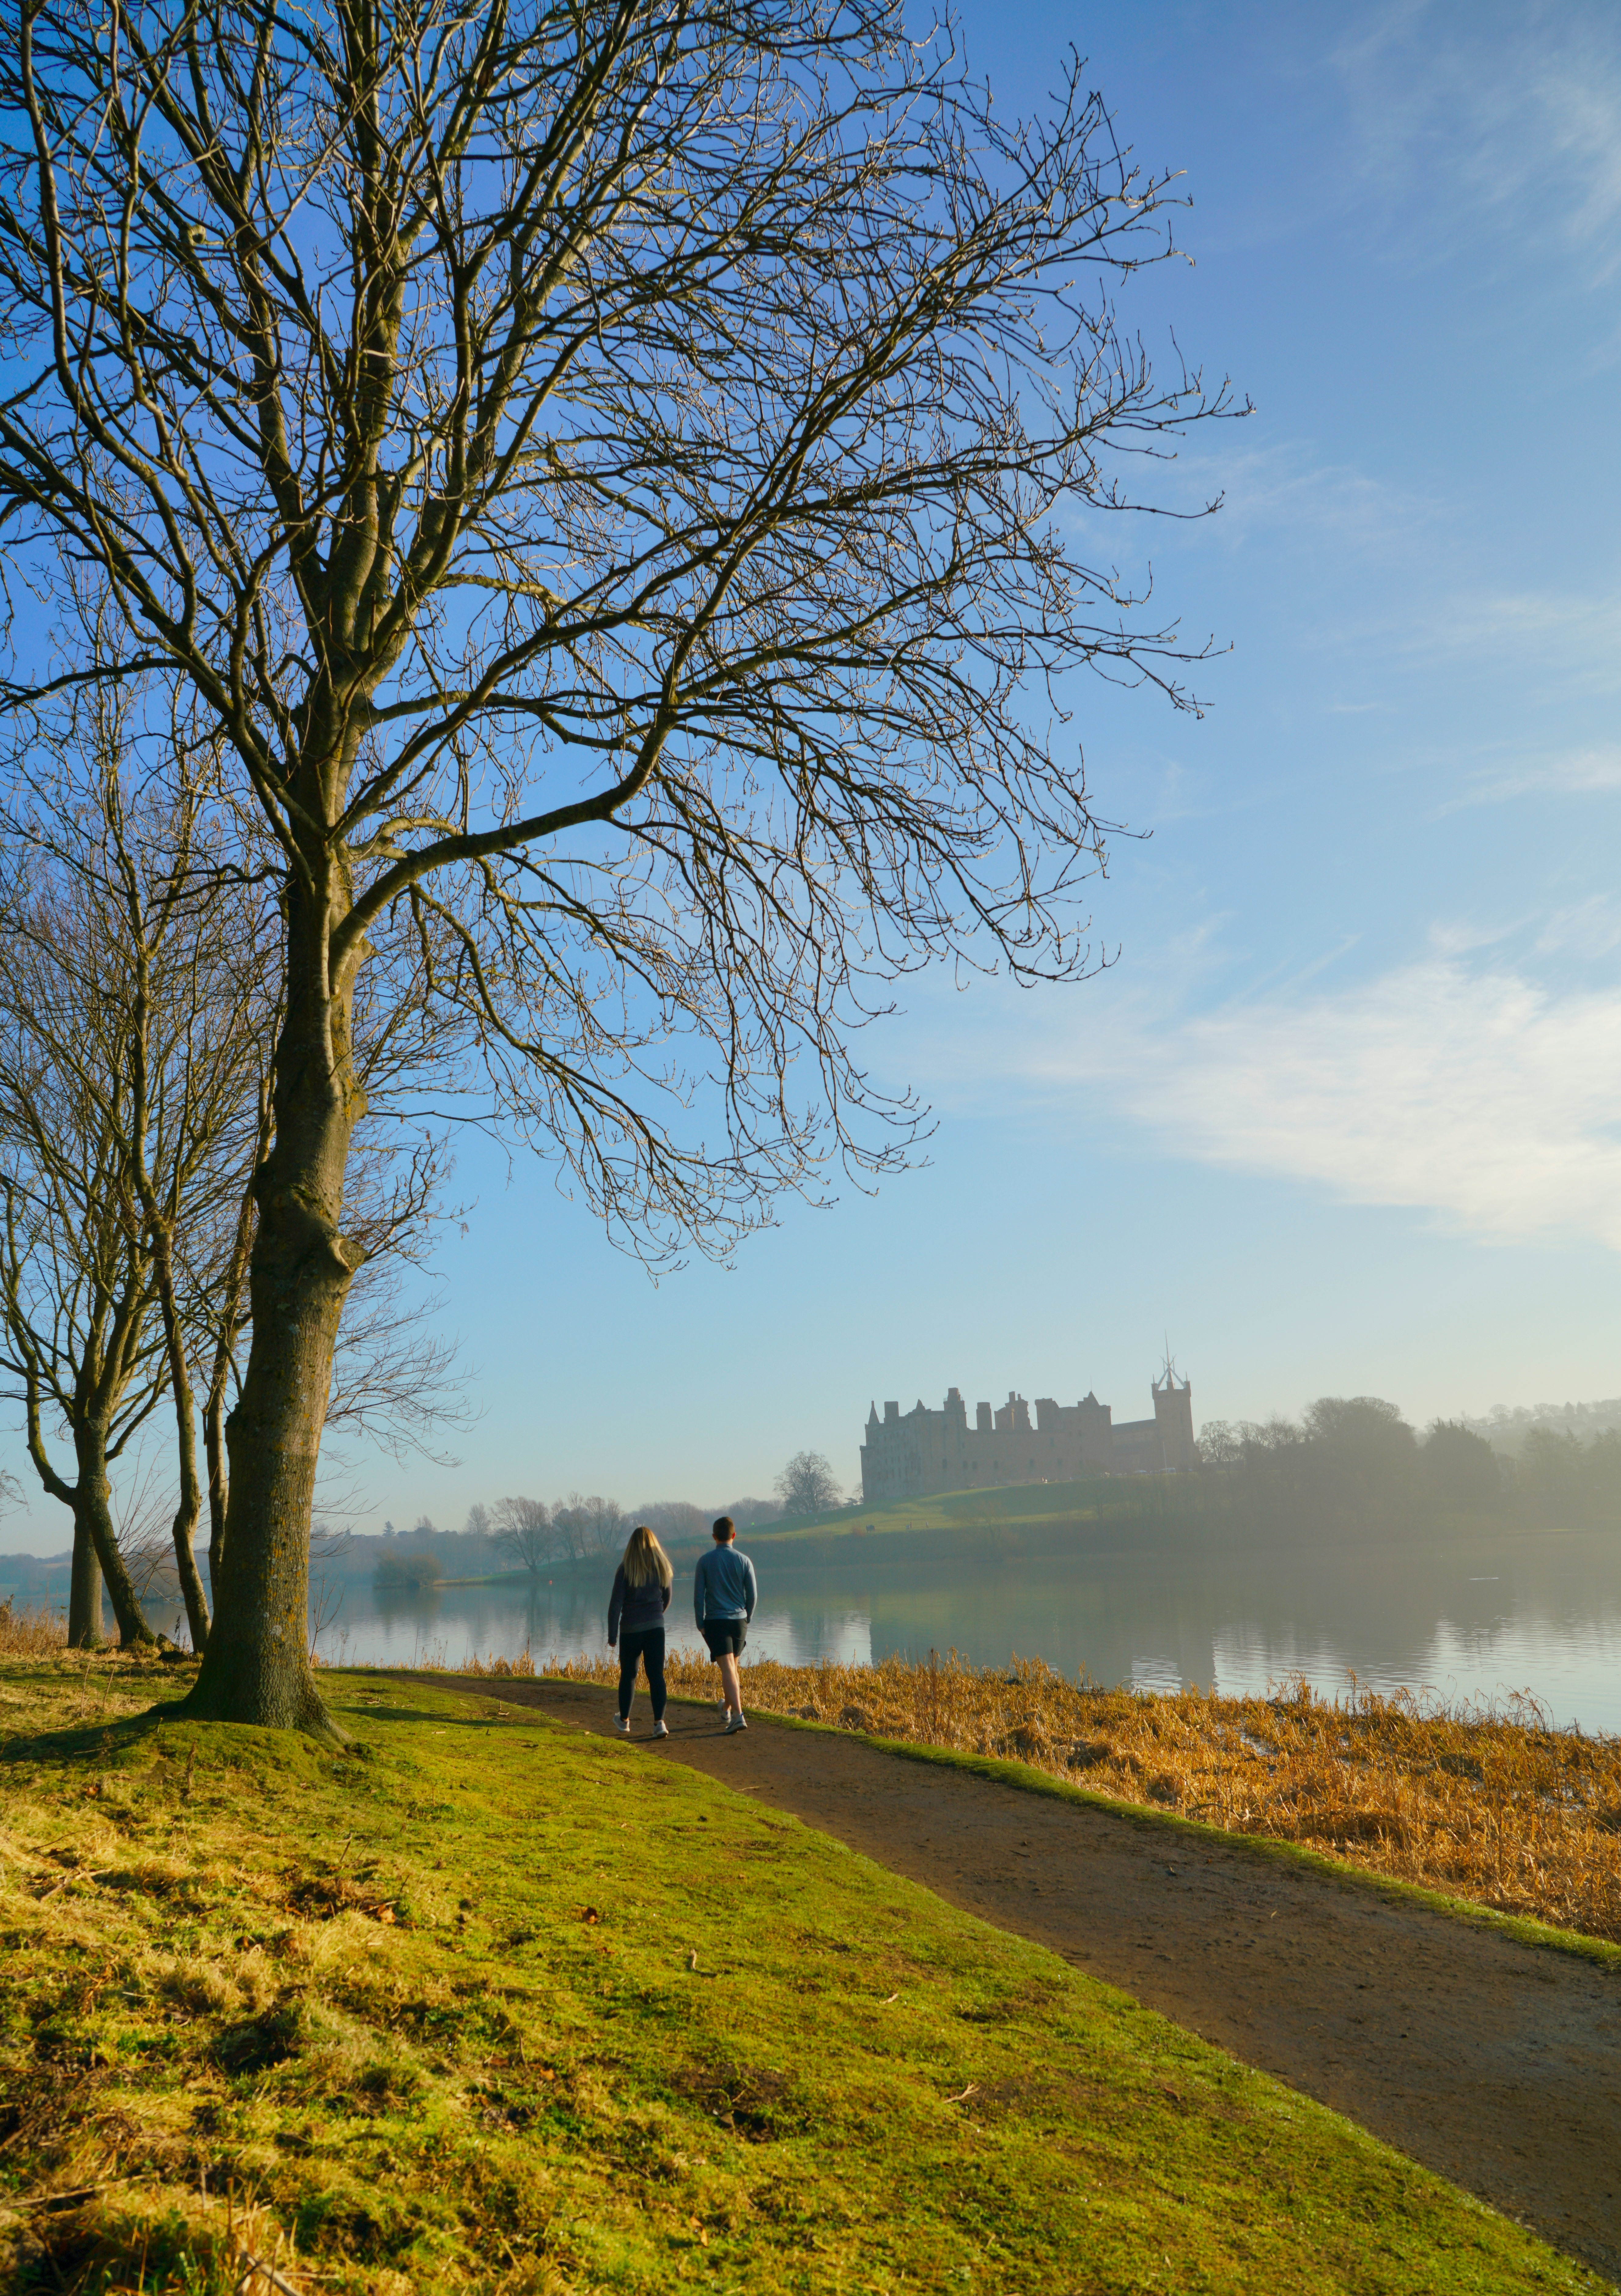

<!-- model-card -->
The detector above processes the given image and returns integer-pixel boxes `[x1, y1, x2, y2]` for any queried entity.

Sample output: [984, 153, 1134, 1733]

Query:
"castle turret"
[1152, 1357, 1197, 1472]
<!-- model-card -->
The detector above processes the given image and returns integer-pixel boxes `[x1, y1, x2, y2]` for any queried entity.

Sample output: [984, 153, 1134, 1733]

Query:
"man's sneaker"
[652, 1719, 670, 1739]
[724, 1712, 748, 1734]
[613, 1714, 631, 1734]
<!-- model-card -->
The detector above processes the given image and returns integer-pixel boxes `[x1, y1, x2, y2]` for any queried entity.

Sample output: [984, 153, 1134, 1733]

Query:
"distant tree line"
[369, 1491, 786, 1586]
[1197, 1397, 1621, 1532]
[1458, 1397, 1621, 1461]
[370, 1454, 849, 1586]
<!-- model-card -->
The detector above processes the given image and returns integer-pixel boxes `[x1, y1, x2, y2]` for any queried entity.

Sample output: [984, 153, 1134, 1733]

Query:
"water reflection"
[316, 1526, 1621, 1735]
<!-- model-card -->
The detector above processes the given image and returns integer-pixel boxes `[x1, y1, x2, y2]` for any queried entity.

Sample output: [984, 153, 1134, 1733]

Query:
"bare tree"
[636, 1499, 710, 1547]
[495, 1495, 553, 1576]
[775, 1450, 840, 1517]
[110, 722, 278, 1649]
[0, 709, 271, 1646]
[0, 2, 1239, 1733]
[1196, 1422, 1241, 1468]
[552, 1494, 629, 1562]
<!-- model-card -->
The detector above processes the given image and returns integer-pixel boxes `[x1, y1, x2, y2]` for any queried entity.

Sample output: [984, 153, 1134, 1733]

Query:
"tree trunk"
[150, 1228, 210, 1651]
[67, 1515, 104, 1648]
[74, 1421, 155, 1648]
[202, 1093, 265, 1607]
[180, 889, 363, 1741]
[204, 1379, 229, 1607]
[169, 1487, 210, 1653]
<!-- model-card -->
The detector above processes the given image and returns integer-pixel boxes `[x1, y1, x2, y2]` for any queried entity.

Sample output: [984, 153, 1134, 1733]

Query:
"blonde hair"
[621, 1524, 673, 1590]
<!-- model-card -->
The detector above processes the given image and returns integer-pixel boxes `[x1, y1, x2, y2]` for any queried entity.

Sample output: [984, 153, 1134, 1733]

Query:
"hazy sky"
[7, 1, 1621, 1550]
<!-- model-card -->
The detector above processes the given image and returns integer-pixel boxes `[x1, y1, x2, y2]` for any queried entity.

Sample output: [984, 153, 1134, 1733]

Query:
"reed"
[0, 1596, 67, 1654]
[444, 1646, 1621, 1945]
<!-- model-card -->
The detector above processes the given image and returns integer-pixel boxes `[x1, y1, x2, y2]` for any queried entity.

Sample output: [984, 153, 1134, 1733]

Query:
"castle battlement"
[860, 1366, 1197, 1503]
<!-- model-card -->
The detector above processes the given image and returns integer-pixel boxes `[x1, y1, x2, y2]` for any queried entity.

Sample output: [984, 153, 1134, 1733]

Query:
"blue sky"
[7, 0, 1621, 1548]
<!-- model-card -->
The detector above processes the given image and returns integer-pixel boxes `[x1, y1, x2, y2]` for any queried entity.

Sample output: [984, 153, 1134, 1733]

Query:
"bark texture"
[150, 1228, 210, 1651]
[66, 1517, 103, 1648]
[182, 897, 362, 1738]
[74, 1421, 155, 1648]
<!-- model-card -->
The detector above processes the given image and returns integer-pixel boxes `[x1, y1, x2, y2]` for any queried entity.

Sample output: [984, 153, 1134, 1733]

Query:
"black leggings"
[617, 1627, 667, 1721]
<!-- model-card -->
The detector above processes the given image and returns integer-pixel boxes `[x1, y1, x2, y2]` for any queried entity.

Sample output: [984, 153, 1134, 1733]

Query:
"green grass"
[745, 1478, 1585, 1552]
[0, 1657, 1605, 2294]
[747, 1476, 1123, 1547]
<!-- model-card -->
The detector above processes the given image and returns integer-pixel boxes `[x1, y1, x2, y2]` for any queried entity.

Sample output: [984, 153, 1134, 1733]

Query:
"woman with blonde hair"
[607, 1524, 674, 1737]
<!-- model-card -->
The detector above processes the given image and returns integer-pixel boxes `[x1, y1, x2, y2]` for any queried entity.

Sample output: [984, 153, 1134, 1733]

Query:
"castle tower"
[1152, 1351, 1197, 1472]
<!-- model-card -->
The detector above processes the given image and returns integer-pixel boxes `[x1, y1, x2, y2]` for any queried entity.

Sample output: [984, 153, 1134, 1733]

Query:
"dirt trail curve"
[427, 1676, 1621, 2281]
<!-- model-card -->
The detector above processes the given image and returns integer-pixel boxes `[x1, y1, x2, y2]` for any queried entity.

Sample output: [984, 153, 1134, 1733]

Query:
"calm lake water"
[316, 1524, 1621, 1736]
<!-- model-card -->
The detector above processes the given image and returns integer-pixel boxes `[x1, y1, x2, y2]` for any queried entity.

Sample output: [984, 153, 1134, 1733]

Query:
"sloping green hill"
[746, 1471, 1213, 1555]
[0, 1655, 1598, 2294]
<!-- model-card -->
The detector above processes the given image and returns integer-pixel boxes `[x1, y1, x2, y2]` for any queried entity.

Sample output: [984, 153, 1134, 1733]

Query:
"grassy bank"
[746, 1476, 1161, 1554]
[473, 1651, 1621, 1948]
[0, 1656, 1603, 2294]
[740, 1476, 1545, 1563]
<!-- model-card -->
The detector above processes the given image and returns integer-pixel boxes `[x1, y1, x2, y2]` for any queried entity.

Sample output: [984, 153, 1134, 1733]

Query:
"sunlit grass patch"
[511, 1648, 1621, 1948]
[0, 1656, 1604, 2293]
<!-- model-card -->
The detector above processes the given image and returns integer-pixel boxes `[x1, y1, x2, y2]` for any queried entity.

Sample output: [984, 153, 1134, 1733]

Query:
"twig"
[233, 2254, 303, 2296]
[944, 2083, 980, 2105]
[35, 1865, 112, 1901]
[10, 2176, 134, 2213]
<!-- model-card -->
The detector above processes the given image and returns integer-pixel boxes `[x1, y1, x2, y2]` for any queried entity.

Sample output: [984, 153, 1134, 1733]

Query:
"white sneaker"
[725, 1712, 748, 1734]
[613, 1714, 631, 1734]
[652, 1720, 669, 1739]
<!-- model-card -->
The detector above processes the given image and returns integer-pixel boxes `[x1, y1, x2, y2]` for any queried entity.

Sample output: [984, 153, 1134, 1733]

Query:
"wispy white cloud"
[1331, 2, 1621, 280]
[1333, 586, 1621, 704]
[1020, 953, 1621, 1249]
[1535, 896, 1621, 962]
[1424, 917, 1520, 958]
[1444, 742, 1621, 808]
[1422, 593, 1621, 673]
[1146, 439, 1437, 558]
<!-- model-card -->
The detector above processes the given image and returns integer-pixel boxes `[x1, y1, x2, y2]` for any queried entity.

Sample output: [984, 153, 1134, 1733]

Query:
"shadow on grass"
[0, 1704, 182, 1769]
[0, 1697, 343, 1787]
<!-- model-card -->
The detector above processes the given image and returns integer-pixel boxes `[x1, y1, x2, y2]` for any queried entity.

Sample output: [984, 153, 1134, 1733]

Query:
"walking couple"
[607, 1514, 758, 1738]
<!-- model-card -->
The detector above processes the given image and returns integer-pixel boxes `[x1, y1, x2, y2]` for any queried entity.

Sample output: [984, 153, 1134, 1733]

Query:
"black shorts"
[702, 1620, 747, 1659]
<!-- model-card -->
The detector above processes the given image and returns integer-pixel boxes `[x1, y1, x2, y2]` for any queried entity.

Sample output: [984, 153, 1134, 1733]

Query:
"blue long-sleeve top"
[693, 1543, 757, 1630]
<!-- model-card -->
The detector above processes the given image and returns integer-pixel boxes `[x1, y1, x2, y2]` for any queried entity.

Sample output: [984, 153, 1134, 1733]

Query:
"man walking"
[693, 1515, 757, 1734]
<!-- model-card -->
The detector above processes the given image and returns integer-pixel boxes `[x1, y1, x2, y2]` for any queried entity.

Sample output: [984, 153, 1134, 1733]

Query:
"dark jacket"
[608, 1564, 672, 1643]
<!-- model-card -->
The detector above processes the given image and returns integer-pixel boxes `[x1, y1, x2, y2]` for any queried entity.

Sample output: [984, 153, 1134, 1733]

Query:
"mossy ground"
[0, 1657, 1605, 2293]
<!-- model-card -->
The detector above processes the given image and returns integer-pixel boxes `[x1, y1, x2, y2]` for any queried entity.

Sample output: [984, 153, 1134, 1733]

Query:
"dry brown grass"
[0, 1598, 67, 1655]
[443, 1647, 1621, 1946]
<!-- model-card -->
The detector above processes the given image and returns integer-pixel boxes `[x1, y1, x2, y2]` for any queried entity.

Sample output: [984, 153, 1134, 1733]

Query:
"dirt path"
[427, 1675, 1621, 2280]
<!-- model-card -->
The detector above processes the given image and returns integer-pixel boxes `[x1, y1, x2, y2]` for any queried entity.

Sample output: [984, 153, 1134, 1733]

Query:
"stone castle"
[860, 1365, 1198, 1503]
